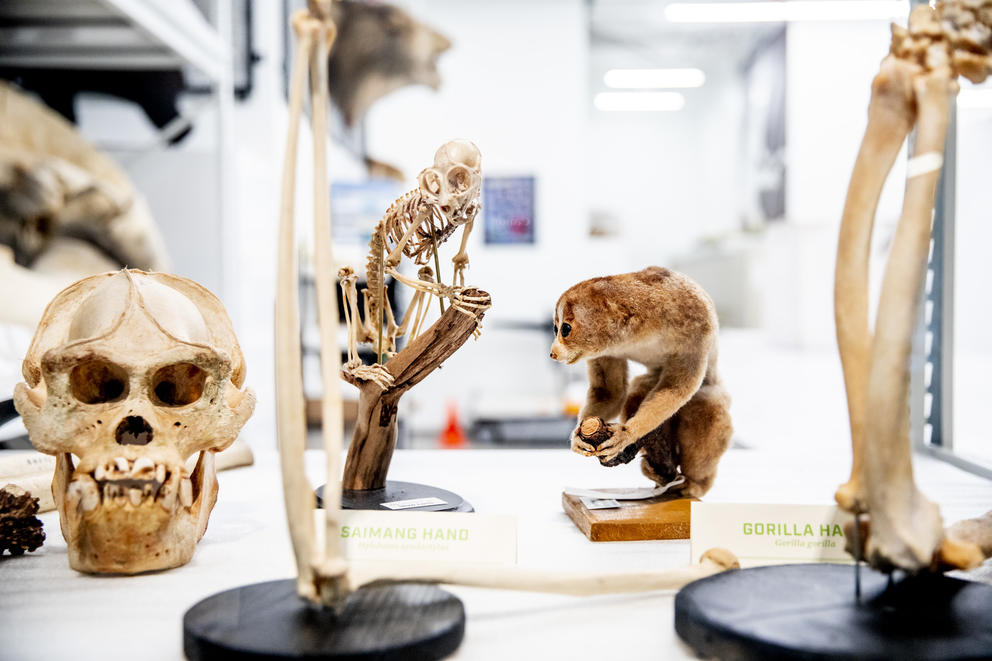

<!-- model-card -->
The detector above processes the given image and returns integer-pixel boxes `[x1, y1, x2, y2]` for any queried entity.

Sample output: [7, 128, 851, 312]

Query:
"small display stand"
[316, 480, 473, 512]
[675, 563, 992, 660]
[562, 490, 695, 541]
[184, 580, 465, 661]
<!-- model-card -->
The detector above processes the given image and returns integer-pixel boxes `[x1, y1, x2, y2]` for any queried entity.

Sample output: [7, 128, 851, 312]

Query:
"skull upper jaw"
[59, 450, 218, 574]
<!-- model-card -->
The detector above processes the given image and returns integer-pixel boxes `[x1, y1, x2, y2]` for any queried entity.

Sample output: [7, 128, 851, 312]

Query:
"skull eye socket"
[447, 166, 471, 192]
[70, 359, 129, 404]
[560, 323, 572, 338]
[151, 363, 207, 407]
[419, 170, 442, 195]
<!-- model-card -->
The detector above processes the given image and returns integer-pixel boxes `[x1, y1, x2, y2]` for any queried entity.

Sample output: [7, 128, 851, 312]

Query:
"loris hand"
[594, 426, 641, 467]
[570, 426, 597, 457]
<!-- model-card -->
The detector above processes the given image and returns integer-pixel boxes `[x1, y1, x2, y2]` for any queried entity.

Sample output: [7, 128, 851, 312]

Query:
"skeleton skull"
[417, 138, 482, 226]
[13, 270, 255, 573]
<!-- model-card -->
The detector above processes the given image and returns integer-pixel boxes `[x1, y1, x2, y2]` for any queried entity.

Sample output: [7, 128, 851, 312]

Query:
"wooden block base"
[562, 490, 696, 541]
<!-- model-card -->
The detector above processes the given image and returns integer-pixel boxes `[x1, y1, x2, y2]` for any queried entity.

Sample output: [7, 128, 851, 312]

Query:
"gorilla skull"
[14, 270, 255, 573]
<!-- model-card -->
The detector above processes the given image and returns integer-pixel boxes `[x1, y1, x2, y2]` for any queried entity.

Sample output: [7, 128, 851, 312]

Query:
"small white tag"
[581, 497, 622, 510]
[691, 503, 854, 567]
[564, 475, 685, 502]
[381, 496, 448, 510]
[316, 510, 517, 564]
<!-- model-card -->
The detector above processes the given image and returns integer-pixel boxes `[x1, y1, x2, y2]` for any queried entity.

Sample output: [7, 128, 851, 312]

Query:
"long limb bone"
[835, 1, 992, 573]
[393, 279, 428, 341]
[834, 56, 916, 514]
[306, 12, 348, 599]
[410, 267, 435, 340]
[862, 68, 957, 572]
[338, 267, 362, 368]
[275, 11, 320, 603]
[385, 204, 433, 269]
[346, 548, 739, 597]
[452, 216, 475, 287]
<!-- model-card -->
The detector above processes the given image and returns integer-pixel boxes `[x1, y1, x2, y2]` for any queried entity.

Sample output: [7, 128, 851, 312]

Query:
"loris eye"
[560, 323, 572, 338]
[553, 324, 558, 336]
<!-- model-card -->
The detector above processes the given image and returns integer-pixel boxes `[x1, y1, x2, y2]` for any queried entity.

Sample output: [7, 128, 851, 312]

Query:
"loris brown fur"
[551, 267, 732, 498]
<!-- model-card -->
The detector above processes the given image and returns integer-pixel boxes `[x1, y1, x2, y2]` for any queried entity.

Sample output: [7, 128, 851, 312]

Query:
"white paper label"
[315, 510, 517, 564]
[382, 496, 448, 510]
[580, 497, 621, 510]
[691, 503, 854, 567]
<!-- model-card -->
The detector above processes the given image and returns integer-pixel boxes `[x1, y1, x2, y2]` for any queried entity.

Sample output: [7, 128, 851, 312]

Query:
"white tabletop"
[2, 446, 990, 660]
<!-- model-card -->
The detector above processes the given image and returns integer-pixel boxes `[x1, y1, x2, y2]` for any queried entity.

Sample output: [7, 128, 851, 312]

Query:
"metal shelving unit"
[0, 0, 238, 310]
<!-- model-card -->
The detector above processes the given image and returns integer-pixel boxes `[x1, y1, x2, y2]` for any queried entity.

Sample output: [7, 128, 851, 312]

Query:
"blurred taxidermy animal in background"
[551, 267, 733, 498]
[325, 0, 451, 180]
[0, 81, 169, 327]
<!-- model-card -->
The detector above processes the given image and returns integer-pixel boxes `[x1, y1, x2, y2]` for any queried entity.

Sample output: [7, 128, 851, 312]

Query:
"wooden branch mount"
[342, 288, 490, 491]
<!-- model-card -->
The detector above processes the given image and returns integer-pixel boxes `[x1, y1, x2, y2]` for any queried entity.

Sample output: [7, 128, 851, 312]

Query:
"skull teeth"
[159, 482, 177, 511]
[76, 459, 196, 510]
[67, 479, 101, 513]
[179, 478, 193, 508]
[133, 457, 155, 475]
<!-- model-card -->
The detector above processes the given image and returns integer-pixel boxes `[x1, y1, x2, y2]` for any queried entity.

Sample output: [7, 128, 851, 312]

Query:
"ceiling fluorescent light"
[604, 68, 706, 89]
[957, 88, 992, 109]
[594, 92, 685, 112]
[665, 1, 910, 23]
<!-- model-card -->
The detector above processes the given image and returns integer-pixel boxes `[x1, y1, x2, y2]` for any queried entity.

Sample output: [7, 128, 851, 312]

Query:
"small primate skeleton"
[338, 138, 490, 390]
[335, 139, 493, 492]
[834, 0, 992, 572]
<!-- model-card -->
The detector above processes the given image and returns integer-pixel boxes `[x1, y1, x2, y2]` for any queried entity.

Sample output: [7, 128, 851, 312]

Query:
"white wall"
[759, 19, 906, 348]
[587, 69, 745, 270]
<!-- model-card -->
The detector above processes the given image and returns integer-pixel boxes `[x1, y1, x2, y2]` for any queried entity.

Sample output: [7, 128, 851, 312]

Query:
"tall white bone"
[834, 1, 991, 572]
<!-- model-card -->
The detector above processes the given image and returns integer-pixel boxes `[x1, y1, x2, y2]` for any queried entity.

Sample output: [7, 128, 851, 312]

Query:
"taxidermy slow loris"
[551, 267, 733, 498]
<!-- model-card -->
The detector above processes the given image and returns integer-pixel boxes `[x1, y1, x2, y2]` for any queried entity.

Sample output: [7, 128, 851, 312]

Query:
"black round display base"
[675, 563, 992, 660]
[315, 481, 473, 512]
[184, 579, 465, 660]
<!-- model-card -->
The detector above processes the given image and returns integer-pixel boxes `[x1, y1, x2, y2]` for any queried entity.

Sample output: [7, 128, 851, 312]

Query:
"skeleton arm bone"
[384, 203, 433, 268]
[834, 57, 916, 514]
[862, 68, 956, 572]
[451, 216, 475, 287]
[346, 548, 738, 596]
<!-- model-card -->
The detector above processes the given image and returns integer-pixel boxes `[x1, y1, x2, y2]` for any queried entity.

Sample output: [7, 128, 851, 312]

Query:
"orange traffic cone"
[439, 401, 468, 448]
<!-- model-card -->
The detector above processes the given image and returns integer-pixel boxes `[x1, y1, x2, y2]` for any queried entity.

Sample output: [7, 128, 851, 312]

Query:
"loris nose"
[550, 351, 558, 360]
[115, 416, 154, 446]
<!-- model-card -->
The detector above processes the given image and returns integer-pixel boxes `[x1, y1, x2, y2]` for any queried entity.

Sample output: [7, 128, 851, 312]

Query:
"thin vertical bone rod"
[834, 60, 915, 514]
[308, 23, 346, 569]
[864, 70, 955, 570]
[275, 18, 317, 600]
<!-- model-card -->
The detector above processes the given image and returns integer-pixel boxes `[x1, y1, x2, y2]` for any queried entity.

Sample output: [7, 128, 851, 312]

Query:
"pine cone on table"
[0, 484, 45, 556]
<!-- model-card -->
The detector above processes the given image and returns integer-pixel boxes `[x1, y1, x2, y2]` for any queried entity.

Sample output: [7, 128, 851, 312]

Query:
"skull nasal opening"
[115, 416, 154, 446]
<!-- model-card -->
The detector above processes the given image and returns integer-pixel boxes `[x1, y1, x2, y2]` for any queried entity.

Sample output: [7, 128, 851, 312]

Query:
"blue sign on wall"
[483, 176, 535, 245]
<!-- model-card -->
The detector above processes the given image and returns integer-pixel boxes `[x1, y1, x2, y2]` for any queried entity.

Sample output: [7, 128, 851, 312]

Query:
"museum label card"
[315, 510, 517, 564]
[690, 503, 854, 567]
